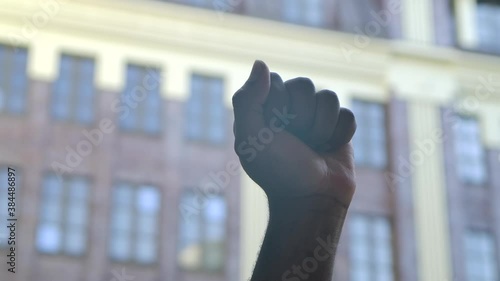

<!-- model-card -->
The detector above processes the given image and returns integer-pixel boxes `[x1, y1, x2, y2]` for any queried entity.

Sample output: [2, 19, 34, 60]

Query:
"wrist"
[267, 193, 350, 227]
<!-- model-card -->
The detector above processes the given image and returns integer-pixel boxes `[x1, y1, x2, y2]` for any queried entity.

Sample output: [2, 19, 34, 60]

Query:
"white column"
[408, 102, 452, 281]
[455, 0, 478, 49]
[240, 175, 269, 281]
[401, 0, 435, 44]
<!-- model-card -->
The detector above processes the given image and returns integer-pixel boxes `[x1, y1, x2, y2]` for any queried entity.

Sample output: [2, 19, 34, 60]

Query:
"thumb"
[232, 60, 271, 142]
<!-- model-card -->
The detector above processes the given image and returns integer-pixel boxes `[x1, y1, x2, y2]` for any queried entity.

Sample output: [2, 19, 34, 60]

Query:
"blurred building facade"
[0, 0, 499, 281]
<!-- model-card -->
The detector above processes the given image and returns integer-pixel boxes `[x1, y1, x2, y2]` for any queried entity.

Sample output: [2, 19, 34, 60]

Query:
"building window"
[335, 0, 387, 36]
[109, 183, 161, 264]
[51, 55, 95, 124]
[283, 0, 324, 26]
[453, 116, 487, 185]
[186, 74, 226, 144]
[120, 64, 162, 134]
[0, 45, 28, 115]
[0, 166, 20, 248]
[465, 230, 498, 281]
[178, 191, 227, 272]
[349, 214, 394, 281]
[351, 99, 387, 168]
[36, 174, 89, 256]
[276, 0, 389, 37]
[476, 0, 500, 52]
[170, 0, 212, 8]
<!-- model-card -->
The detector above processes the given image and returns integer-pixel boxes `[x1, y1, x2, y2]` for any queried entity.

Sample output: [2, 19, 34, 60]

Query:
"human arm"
[232, 60, 357, 281]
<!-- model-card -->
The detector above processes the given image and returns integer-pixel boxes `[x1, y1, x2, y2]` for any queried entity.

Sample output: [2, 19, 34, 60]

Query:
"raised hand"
[234, 60, 358, 281]
[233, 60, 357, 206]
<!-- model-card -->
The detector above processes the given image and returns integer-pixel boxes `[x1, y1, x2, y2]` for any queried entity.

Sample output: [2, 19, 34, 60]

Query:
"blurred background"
[0, 0, 499, 280]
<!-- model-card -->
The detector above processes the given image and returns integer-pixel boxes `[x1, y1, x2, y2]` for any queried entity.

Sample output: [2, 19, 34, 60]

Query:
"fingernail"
[247, 60, 264, 83]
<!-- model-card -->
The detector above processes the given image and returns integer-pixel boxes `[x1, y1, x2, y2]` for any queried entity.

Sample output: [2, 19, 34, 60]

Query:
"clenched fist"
[236, 61, 358, 281]
[233, 60, 357, 207]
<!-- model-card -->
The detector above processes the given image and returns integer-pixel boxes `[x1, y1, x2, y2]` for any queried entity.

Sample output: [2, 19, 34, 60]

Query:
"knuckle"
[232, 89, 245, 107]
[295, 77, 314, 86]
[341, 107, 355, 121]
[285, 77, 315, 93]
[270, 73, 286, 92]
[317, 90, 339, 105]
[270, 72, 282, 82]
[317, 89, 338, 97]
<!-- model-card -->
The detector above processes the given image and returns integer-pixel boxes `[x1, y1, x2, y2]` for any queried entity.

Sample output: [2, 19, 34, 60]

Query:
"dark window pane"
[109, 183, 160, 263]
[111, 207, 133, 232]
[52, 55, 94, 123]
[283, 0, 301, 23]
[52, 56, 72, 120]
[0, 45, 28, 115]
[76, 58, 95, 124]
[109, 233, 132, 261]
[36, 174, 89, 256]
[349, 214, 394, 281]
[283, 0, 324, 26]
[477, 3, 500, 52]
[186, 74, 226, 144]
[113, 183, 134, 205]
[120, 65, 162, 134]
[144, 69, 162, 134]
[351, 99, 387, 168]
[465, 231, 498, 281]
[453, 116, 487, 184]
[208, 78, 225, 143]
[178, 191, 226, 272]
[178, 191, 202, 270]
[337, 0, 387, 36]
[64, 227, 86, 255]
[120, 65, 140, 130]
[184, 0, 212, 8]
[10, 48, 28, 114]
[186, 75, 203, 139]
[204, 196, 227, 241]
[135, 233, 157, 264]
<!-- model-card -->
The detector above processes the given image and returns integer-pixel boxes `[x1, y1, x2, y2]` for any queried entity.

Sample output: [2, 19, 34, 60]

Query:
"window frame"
[351, 98, 388, 169]
[177, 189, 228, 273]
[464, 229, 499, 281]
[51, 54, 96, 125]
[349, 214, 395, 281]
[475, 0, 500, 53]
[0, 45, 29, 116]
[36, 173, 91, 257]
[108, 182, 162, 265]
[185, 73, 227, 145]
[118, 63, 163, 136]
[452, 115, 488, 186]
[453, 0, 500, 55]
[282, 0, 326, 27]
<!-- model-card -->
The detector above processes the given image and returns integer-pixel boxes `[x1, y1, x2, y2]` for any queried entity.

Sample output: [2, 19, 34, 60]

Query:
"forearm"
[250, 195, 349, 281]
